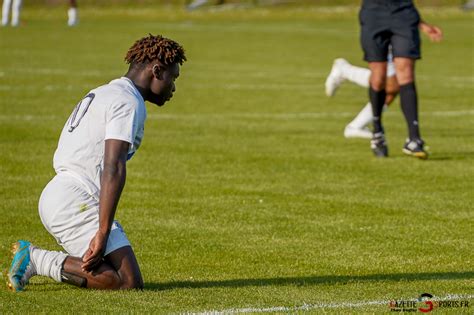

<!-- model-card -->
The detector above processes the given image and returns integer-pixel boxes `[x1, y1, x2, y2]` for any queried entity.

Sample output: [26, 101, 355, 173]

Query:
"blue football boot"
[7, 240, 36, 292]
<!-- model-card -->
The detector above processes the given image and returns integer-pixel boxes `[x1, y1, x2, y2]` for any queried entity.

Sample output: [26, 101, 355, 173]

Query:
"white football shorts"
[38, 173, 131, 258]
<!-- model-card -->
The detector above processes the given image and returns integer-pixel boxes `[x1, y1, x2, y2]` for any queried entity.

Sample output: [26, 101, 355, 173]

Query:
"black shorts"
[359, 1, 421, 62]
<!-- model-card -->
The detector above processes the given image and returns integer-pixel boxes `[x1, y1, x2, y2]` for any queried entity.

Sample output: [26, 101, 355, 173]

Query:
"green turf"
[0, 4, 473, 314]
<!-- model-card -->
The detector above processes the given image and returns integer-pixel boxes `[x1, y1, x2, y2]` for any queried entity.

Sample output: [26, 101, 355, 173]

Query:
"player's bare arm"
[82, 139, 129, 272]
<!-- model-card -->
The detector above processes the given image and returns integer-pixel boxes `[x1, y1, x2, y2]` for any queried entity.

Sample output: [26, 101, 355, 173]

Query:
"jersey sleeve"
[104, 100, 138, 144]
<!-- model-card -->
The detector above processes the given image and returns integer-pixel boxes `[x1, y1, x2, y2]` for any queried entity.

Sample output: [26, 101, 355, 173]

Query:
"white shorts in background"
[38, 173, 131, 258]
[387, 50, 396, 77]
[387, 61, 396, 77]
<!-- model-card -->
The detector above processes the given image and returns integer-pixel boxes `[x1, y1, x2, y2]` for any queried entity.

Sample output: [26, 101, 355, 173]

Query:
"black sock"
[369, 87, 386, 134]
[399, 82, 420, 140]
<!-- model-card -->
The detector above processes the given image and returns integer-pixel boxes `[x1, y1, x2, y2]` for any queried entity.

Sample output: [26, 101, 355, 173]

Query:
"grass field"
[0, 4, 473, 314]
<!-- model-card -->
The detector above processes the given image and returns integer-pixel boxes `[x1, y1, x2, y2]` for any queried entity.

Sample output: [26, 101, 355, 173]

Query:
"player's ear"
[152, 64, 163, 80]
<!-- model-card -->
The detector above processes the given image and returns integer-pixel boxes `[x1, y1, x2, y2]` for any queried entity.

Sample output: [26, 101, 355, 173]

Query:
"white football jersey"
[53, 77, 147, 200]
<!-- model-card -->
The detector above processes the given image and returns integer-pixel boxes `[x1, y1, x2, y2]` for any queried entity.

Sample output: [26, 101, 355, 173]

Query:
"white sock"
[67, 7, 78, 26]
[347, 102, 374, 129]
[30, 246, 67, 283]
[10, 0, 21, 26]
[2, 0, 12, 26]
[341, 64, 370, 88]
[348, 102, 389, 129]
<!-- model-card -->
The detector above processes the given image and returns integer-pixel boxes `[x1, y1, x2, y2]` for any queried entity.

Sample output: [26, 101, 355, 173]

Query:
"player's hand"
[81, 230, 108, 272]
[420, 22, 443, 42]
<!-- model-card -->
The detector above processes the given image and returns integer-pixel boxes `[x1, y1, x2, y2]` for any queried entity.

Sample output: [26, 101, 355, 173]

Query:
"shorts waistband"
[363, 0, 413, 6]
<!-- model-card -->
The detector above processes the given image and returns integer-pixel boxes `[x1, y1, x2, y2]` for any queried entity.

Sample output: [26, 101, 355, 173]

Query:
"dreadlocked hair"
[125, 34, 186, 68]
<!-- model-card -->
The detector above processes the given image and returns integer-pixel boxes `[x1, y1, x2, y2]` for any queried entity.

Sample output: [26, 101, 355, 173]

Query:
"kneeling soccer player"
[7, 34, 186, 291]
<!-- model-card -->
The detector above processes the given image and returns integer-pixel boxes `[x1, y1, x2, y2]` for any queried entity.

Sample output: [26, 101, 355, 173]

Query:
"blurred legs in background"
[462, 0, 474, 10]
[186, 0, 209, 10]
[2, 0, 22, 27]
[2, 0, 78, 27]
[68, 0, 78, 26]
[325, 58, 398, 139]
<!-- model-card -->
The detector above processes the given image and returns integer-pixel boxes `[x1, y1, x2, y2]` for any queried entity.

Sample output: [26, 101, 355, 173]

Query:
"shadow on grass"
[428, 152, 474, 161]
[427, 151, 474, 161]
[145, 271, 474, 291]
[387, 151, 474, 161]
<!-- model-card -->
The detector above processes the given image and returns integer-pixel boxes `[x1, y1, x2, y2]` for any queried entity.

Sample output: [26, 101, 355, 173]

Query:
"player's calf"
[62, 256, 123, 290]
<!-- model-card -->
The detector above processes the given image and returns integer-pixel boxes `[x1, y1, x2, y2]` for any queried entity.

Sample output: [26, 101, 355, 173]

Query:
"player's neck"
[124, 71, 150, 101]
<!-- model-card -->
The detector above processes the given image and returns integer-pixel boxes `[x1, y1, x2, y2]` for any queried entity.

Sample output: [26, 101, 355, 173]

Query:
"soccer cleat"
[7, 240, 36, 292]
[325, 58, 348, 97]
[402, 138, 428, 160]
[371, 132, 388, 157]
[344, 125, 373, 139]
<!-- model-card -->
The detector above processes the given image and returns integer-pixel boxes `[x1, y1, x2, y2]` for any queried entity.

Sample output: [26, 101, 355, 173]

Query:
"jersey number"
[68, 93, 95, 132]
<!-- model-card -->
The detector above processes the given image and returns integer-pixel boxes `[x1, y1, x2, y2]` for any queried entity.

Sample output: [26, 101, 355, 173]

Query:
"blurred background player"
[186, 0, 224, 10]
[1, 0, 78, 27]
[462, 0, 474, 10]
[186, 0, 259, 10]
[6, 34, 186, 291]
[325, 54, 398, 139]
[359, 0, 442, 158]
[68, 0, 78, 26]
[1, 0, 22, 26]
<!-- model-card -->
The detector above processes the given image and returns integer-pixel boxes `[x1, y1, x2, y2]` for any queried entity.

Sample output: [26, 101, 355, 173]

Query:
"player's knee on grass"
[115, 261, 144, 289]
[89, 265, 141, 290]
[105, 246, 144, 290]
[96, 268, 122, 290]
[120, 274, 144, 290]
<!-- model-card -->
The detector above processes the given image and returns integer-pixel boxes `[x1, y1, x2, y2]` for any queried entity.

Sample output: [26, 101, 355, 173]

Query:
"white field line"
[191, 294, 474, 314]
[0, 110, 473, 122]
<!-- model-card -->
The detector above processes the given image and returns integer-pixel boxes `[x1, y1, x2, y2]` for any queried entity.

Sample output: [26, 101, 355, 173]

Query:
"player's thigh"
[39, 174, 101, 257]
[39, 174, 132, 258]
[359, 6, 391, 62]
[105, 246, 143, 289]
